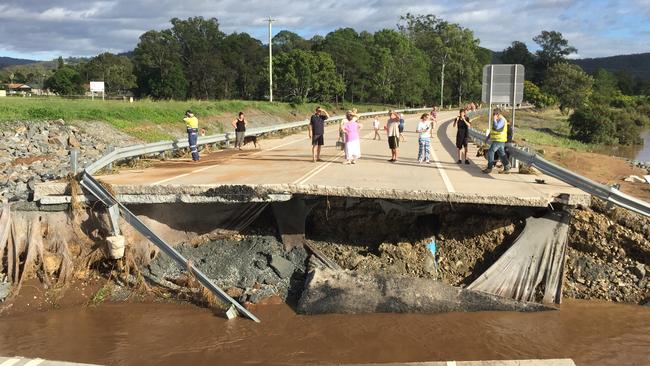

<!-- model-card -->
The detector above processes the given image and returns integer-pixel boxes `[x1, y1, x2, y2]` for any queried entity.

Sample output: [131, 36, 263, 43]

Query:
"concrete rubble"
[297, 268, 554, 315]
[0, 120, 138, 202]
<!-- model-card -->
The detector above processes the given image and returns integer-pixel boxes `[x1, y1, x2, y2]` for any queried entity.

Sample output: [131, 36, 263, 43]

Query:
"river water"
[0, 300, 648, 366]
[597, 129, 650, 163]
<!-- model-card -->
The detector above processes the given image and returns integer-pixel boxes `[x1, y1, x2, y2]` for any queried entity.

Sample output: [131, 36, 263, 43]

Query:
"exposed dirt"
[544, 146, 650, 202]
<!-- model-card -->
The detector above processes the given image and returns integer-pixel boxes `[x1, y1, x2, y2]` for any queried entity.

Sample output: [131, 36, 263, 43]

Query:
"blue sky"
[0, 0, 649, 60]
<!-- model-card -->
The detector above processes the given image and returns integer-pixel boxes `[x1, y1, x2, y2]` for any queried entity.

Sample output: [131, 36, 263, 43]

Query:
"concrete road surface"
[94, 111, 589, 207]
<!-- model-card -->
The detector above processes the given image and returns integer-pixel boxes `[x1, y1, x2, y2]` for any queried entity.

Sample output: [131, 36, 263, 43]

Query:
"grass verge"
[0, 97, 394, 142]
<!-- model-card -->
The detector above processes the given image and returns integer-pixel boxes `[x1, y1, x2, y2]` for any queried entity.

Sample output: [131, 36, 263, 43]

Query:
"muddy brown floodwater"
[0, 300, 648, 366]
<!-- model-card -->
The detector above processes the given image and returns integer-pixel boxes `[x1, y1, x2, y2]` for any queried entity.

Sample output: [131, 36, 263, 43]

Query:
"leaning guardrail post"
[79, 172, 261, 322]
[107, 145, 114, 170]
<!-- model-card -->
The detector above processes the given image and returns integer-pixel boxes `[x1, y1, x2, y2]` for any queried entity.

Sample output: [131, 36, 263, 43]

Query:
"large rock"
[297, 268, 554, 315]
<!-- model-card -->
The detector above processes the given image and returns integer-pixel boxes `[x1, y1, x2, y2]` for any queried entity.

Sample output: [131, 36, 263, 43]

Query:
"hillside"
[0, 56, 38, 69]
[572, 52, 650, 80]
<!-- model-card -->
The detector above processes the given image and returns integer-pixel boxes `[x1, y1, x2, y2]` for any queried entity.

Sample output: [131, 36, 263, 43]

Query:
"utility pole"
[267, 16, 275, 102]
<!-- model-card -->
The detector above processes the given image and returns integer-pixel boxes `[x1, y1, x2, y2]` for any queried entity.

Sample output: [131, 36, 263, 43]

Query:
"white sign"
[481, 64, 525, 104]
[90, 81, 105, 92]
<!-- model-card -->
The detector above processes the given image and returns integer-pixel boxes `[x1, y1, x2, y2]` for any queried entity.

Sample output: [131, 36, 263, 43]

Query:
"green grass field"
[0, 97, 393, 141]
[472, 108, 596, 152]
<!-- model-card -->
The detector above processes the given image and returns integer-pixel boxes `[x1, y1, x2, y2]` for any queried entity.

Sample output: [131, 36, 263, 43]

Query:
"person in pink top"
[342, 110, 362, 164]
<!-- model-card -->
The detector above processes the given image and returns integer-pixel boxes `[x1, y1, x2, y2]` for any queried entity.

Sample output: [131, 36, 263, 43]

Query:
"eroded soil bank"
[1, 196, 648, 316]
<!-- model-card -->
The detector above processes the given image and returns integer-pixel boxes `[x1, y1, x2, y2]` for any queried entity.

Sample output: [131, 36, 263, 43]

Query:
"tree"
[221, 33, 266, 99]
[373, 29, 429, 105]
[272, 31, 310, 54]
[500, 41, 535, 79]
[399, 14, 480, 107]
[591, 68, 619, 104]
[524, 80, 556, 108]
[533, 30, 577, 68]
[569, 103, 617, 144]
[170, 17, 226, 99]
[543, 63, 593, 113]
[133, 30, 187, 99]
[81, 52, 136, 95]
[321, 28, 372, 103]
[273, 49, 344, 103]
[45, 66, 83, 95]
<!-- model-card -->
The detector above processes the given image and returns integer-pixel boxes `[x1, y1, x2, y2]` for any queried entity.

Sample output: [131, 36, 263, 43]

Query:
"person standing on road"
[308, 106, 329, 162]
[372, 116, 381, 140]
[417, 113, 431, 164]
[453, 108, 471, 165]
[183, 110, 200, 162]
[398, 113, 406, 142]
[482, 108, 511, 174]
[342, 110, 362, 164]
[385, 110, 401, 162]
[232, 112, 247, 150]
[430, 106, 438, 138]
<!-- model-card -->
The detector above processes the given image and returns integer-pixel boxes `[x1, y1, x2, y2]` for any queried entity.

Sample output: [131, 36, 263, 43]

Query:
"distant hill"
[571, 53, 650, 80]
[0, 56, 39, 69]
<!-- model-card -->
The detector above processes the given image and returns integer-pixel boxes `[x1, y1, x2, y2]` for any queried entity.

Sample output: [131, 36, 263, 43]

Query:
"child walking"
[417, 113, 431, 164]
[372, 117, 381, 140]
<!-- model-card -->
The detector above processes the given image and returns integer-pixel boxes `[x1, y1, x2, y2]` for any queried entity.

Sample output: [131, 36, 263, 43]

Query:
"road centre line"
[23, 359, 45, 366]
[293, 151, 345, 185]
[0, 359, 21, 366]
[293, 129, 376, 185]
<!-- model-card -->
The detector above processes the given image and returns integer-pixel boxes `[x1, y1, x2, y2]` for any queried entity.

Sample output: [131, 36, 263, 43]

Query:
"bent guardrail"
[466, 126, 650, 217]
[79, 173, 261, 322]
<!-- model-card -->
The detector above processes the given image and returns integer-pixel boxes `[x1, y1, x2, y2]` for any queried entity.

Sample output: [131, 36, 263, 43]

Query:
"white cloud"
[0, 0, 647, 59]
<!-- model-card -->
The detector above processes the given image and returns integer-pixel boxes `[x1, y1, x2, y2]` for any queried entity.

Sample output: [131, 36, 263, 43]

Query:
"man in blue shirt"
[482, 108, 511, 174]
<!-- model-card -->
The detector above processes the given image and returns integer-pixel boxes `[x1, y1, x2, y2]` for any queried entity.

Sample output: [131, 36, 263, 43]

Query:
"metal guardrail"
[465, 125, 650, 217]
[80, 173, 261, 322]
[85, 108, 431, 174]
[78, 106, 432, 322]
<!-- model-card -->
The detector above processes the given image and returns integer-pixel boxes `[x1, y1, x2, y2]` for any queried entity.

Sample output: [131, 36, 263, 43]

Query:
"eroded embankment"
[0, 197, 648, 315]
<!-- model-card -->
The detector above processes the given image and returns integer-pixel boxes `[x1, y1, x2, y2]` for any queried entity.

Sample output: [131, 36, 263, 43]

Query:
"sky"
[1, 0, 649, 61]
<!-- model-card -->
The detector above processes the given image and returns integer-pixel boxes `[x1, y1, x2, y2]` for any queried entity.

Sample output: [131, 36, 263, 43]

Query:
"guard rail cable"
[79, 173, 261, 322]
[465, 126, 650, 217]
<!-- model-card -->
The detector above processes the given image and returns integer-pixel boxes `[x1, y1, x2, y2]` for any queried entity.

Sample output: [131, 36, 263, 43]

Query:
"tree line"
[3, 15, 492, 106]
[3, 14, 649, 146]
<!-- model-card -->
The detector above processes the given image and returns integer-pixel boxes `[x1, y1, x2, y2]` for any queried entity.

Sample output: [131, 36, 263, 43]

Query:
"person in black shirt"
[308, 106, 329, 162]
[232, 112, 247, 150]
[453, 108, 472, 164]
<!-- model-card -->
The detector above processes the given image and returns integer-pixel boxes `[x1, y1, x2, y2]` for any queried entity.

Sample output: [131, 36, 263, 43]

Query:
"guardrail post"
[225, 132, 231, 148]
[70, 148, 79, 175]
[107, 145, 114, 170]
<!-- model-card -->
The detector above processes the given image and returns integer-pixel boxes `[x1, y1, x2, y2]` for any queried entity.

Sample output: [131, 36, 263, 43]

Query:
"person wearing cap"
[385, 110, 400, 162]
[309, 106, 329, 162]
[482, 108, 511, 174]
[183, 110, 200, 162]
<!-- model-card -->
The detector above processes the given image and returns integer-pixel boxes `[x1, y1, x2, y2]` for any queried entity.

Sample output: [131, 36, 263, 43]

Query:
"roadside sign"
[90, 81, 105, 101]
[90, 81, 105, 92]
[481, 64, 524, 104]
